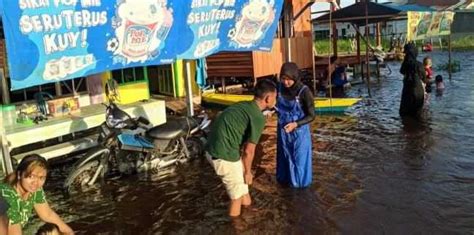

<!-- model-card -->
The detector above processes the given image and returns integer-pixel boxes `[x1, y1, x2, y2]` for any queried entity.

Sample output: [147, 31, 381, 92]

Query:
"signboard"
[407, 11, 455, 41]
[0, 0, 283, 90]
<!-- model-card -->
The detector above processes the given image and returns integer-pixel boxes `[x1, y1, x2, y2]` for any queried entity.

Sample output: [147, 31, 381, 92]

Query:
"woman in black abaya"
[399, 42, 426, 117]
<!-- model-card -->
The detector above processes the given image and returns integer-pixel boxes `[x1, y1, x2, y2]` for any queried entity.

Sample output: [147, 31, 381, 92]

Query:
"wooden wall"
[253, 36, 313, 78]
[252, 39, 285, 78]
[289, 36, 313, 69]
[0, 40, 8, 76]
[292, 0, 313, 38]
[206, 52, 254, 78]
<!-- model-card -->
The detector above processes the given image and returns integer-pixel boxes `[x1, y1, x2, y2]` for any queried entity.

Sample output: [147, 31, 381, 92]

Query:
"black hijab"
[400, 42, 419, 76]
[280, 62, 304, 98]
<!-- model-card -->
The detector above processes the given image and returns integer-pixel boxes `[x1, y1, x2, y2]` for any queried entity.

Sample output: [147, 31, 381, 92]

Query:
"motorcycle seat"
[146, 116, 198, 140]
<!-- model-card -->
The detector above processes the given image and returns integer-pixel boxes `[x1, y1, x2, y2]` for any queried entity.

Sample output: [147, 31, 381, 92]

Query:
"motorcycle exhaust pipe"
[138, 156, 180, 172]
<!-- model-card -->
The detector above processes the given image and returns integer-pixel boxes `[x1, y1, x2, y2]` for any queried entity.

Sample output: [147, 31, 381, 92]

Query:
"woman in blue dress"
[276, 62, 315, 188]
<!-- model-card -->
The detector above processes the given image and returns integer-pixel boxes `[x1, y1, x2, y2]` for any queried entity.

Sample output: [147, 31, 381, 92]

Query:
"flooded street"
[29, 51, 474, 234]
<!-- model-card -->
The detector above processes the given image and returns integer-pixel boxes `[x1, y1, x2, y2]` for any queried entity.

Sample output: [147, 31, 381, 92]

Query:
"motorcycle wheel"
[185, 137, 204, 159]
[64, 160, 103, 193]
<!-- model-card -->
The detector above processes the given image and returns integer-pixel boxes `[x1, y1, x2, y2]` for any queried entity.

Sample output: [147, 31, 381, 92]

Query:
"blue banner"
[0, 0, 282, 90]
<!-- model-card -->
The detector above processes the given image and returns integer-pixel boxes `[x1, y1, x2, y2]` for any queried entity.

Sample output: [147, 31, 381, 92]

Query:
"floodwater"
[27, 51, 474, 234]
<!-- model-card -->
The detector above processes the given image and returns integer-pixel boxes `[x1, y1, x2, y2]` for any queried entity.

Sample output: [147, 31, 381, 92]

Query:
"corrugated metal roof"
[312, 1, 401, 25]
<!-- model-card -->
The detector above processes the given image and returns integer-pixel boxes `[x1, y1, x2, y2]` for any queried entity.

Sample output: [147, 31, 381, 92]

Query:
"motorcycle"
[64, 102, 211, 193]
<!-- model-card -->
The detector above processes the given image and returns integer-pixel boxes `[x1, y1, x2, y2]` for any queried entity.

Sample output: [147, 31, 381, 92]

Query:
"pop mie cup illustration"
[122, 20, 159, 57]
[117, 0, 172, 59]
[231, 0, 274, 46]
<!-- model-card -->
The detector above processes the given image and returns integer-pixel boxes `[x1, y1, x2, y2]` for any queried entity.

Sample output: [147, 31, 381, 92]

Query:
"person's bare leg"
[0, 216, 7, 235]
[229, 197, 242, 217]
[241, 193, 251, 207]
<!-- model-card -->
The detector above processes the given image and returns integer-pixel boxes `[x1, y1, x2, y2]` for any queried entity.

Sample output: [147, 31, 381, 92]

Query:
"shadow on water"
[24, 51, 474, 234]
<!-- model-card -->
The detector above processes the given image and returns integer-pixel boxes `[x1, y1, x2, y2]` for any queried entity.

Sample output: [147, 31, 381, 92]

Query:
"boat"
[202, 92, 361, 113]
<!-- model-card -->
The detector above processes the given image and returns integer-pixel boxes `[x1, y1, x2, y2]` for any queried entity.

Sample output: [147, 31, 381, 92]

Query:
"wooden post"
[375, 0, 381, 47]
[376, 24, 381, 81]
[332, 24, 338, 57]
[365, 0, 371, 97]
[184, 60, 194, 117]
[0, 126, 13, 174]
[376, 24, 382, 47]
[0, 74, 13, 172]
[356, 26, 361, 79]
[284, 2, 293, 62]
[327, 6, 333, 103]
[375, 0, 381, 82]
[331, 1, 339, 58]
[332, 21, 338, 57]
[0, 68, 10, 104]
[55, 82, 62, 96]
[376, 23, 381, 82]
[312, 47, 317, 95]
[221, 77, 226, 94]
[448, 34, 452, 80]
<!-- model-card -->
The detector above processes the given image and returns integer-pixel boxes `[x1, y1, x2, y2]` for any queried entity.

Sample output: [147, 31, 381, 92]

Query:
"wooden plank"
[292, 0, 312, 37]
[206, 51, 254, 78]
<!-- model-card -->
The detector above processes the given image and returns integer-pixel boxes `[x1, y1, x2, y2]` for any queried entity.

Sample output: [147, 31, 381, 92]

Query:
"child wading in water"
[423, 57, 433, 91]
[435, 75, 445, 96]
[423, 57, 434, 105]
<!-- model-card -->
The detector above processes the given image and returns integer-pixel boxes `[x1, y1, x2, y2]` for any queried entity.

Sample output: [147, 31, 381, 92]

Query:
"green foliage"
[314, 38, 391, 55]
[450, 35, 474, 50]
[315, 35, 474, 56]
[415, 35, 474, 51]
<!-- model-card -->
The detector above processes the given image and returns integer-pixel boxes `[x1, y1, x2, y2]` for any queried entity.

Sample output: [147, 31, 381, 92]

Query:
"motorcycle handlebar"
[136, 116, 150, 125]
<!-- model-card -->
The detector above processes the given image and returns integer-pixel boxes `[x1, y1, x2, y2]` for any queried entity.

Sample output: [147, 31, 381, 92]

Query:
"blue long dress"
[276, 85, 312, 188]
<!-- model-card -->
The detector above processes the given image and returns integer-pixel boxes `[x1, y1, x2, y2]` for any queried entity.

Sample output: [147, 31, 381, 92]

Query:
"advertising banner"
[407, 11, 454, 41]
[0, 0, 283, 90]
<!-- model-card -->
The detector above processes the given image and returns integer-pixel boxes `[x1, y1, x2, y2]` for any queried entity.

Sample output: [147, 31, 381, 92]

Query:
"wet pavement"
[25, 51, 474, 234]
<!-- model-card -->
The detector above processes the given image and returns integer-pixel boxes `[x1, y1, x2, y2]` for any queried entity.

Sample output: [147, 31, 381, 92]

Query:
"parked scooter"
[64, 102, 211, 193]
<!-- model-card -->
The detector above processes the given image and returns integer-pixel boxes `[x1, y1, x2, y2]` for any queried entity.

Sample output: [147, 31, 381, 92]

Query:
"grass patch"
[450, 35, 474, 50]
[314, 38, 391, 55]
[315, 35, 474, 55]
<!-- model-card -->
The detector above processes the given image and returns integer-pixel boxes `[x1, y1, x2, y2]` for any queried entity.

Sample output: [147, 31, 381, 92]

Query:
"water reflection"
[24, 51, 474, 234]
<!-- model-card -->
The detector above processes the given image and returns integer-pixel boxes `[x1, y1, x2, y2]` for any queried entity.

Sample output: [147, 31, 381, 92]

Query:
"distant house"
[312, 21, 407, 40]
[312, 0, 474, 41]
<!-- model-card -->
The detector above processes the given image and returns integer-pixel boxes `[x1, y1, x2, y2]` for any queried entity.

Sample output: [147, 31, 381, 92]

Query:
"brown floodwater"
[26, 51, 474, 234]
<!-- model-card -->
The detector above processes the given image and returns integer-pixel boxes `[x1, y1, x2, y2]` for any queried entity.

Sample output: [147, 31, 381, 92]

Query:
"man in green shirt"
[206, 79, 277, 217]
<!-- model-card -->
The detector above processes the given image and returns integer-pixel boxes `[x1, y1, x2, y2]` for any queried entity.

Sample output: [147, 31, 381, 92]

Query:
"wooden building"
[206, 0, 314, 84]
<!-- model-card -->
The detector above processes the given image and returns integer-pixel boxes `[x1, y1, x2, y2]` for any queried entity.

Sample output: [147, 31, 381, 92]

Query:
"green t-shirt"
[206, 101, 265, 162]
[0, 183, 46, 227]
